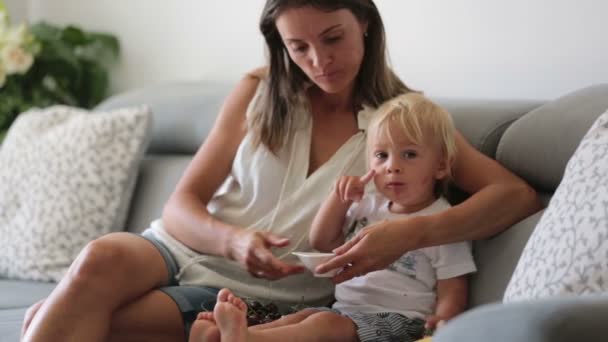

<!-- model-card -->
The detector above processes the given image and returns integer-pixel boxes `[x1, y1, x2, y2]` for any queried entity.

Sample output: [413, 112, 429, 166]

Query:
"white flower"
[0, 11, 8, 34]
[4, 23, 28, 46]
[1, 43, 33, 74]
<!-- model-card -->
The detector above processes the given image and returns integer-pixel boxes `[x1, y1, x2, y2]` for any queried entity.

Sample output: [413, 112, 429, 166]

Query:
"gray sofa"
[1, 82, 607, 341]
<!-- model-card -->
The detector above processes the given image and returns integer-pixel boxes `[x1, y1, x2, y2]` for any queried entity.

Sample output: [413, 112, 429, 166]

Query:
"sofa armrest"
[434, 296, 608, 342]
[435, 98, 542, 158]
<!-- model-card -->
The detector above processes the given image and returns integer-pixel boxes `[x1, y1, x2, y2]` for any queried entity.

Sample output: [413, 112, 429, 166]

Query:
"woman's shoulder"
[245, 66, 269, 81]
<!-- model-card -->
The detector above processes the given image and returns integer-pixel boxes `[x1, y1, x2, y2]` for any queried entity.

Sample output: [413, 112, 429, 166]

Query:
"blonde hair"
[367, 93, 457, 195]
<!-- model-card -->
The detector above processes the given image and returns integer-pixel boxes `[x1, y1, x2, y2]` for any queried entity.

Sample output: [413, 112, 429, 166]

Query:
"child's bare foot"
[214, 288, 249, 342]
[189, 312, 220, 342]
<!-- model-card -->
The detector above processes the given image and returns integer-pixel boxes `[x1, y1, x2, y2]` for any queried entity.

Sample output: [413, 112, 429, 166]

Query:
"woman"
[22, 1, 541, 341]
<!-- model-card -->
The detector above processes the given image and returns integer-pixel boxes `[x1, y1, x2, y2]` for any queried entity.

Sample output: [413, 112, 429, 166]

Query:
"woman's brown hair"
[252, 0, 412, 152]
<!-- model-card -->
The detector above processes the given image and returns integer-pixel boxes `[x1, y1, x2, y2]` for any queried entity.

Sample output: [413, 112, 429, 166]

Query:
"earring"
[364, 31, 368, 38]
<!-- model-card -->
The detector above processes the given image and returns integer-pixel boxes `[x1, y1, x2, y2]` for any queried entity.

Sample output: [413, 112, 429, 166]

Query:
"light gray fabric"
[504, 109, 608, 301]
[125, 155, 192, 234]
[497, 84, 608, 192]
[95, 81, 231, 155]
[437, 98, 542, 156]
[469, 210, 544, 307]
[0, 308, 26, 342]
[0, 106, 153, 282]
[434, 296, 608, 342]
[0, 280, 55, 309]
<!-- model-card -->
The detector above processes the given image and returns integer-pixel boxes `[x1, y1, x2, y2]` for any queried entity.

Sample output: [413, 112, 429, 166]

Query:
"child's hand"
[335, 170, 375, 203]
[424, 315, 446, 335]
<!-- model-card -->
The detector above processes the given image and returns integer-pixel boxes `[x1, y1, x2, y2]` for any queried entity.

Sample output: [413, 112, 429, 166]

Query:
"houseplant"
[0, 2, 119, 141]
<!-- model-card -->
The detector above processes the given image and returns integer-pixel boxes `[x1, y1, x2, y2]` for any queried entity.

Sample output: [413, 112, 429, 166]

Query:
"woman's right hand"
[228, 229, 305, 280]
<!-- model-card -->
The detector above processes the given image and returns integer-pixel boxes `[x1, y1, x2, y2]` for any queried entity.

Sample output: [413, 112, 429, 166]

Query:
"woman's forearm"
[162, 191, 237, 258]
[420, 182, 542, 247]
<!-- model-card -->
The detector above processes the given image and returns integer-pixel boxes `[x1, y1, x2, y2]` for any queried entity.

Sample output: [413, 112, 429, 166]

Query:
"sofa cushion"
[124, 155, 191, 233]
[434, 296, 608, 342]
[504, 108, 608, 301]
[0, 105, 152, 282]
[438, 98, 541, 157]
[0, 307, 27, 342]
[468, 210, 544, 306]
[95, 81, 231, 155]
[0, 280, 56, 309]
[497, 84, 608, 192]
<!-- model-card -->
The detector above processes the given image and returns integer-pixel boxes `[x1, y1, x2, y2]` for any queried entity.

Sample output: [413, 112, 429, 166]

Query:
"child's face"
[368, 127, 448, 214]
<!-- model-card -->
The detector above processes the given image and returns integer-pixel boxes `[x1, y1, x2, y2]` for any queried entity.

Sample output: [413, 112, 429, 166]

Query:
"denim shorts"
[140, 232, 221, 339]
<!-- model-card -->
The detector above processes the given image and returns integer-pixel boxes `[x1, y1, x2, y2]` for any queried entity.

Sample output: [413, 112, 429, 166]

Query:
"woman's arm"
[162, 74, 255, 256]
[162, 71, 303, 279]
[421, 131, 543, 245]
[425, 276, 469, 331]
[317, 131, 542, 282]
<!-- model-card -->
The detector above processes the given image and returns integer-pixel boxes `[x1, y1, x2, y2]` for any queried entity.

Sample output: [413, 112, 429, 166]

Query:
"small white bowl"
[292, 252, 341, 278]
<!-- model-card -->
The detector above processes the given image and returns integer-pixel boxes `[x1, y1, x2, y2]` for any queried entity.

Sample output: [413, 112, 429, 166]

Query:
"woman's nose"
[310, 47, 332, 69]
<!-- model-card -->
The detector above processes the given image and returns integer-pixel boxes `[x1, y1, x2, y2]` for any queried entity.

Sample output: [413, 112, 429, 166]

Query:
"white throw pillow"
[504, 109, 608, 302]
[0, 105, 152, 282]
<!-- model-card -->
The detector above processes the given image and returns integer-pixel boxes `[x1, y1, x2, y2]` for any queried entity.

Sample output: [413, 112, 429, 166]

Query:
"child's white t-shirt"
[332, 194, 477, 319]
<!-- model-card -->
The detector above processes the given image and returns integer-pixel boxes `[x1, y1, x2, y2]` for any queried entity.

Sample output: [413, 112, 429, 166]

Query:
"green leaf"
[1, 20, 120, 129]
[61, 25, 88, 46]
[29, 22, 63, 42]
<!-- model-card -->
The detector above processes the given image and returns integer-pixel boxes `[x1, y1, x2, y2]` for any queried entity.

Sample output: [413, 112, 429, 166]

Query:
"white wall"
[27, 0, 608, 100]
[3, 0, 28, 24]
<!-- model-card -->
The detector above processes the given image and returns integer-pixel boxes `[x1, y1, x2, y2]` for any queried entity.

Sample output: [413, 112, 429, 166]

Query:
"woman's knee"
[66, 233, 138, 286]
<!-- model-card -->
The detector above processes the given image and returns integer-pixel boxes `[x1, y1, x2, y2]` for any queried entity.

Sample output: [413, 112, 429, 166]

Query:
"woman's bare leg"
[107, 289, 185, 342]
[22, 232, 174, 342]
[213, 289, 358, 342]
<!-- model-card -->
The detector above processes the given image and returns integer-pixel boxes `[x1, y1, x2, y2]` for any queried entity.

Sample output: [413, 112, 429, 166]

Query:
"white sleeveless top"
[146, 82, 373, 305]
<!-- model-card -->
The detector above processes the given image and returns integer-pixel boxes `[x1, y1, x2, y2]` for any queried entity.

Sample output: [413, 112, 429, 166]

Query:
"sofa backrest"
[467, 84, 608, 307]
[95, 81, 232, 232]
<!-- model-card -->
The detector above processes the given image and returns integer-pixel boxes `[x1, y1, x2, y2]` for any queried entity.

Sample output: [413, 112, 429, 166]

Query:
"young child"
[190, 93, 476, 342]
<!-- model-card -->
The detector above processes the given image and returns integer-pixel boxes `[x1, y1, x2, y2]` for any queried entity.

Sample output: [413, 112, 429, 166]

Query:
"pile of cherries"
[245, 300, 284, 326]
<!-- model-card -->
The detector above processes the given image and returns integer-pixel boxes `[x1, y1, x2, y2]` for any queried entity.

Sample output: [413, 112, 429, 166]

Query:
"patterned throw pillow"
[504, 109, 608, 302]
[0, 105, 152, 282]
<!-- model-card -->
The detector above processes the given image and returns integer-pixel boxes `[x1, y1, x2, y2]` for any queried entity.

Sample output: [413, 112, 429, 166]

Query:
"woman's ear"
[360, 20, 369, 36]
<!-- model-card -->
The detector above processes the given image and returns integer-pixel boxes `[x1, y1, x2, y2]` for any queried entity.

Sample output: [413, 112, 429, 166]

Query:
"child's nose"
[387, 164, 402, 173]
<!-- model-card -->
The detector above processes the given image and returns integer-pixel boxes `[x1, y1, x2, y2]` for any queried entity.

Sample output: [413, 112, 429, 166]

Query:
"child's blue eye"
[374, 152, 388, 159]
[402, 151, 417, 159]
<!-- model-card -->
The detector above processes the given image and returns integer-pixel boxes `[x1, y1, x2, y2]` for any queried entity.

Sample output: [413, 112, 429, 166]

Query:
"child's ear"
[434, 158, 451, 180]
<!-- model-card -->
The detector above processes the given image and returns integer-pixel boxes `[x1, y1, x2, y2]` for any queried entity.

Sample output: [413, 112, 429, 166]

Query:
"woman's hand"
[229, 229, 305, 280]
[315, 216, 424, 283]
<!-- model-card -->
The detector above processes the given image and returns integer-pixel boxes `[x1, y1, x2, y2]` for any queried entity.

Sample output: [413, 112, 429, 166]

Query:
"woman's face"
[275, 6, 367, 95]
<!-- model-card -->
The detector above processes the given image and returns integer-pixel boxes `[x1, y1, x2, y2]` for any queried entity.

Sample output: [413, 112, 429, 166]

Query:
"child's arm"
[425, 275, 468, 331]
[310, 170, 375, 252]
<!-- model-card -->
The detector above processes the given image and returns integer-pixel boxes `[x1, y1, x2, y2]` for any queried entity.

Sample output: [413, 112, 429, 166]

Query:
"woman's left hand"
[315, 217, 423, 283]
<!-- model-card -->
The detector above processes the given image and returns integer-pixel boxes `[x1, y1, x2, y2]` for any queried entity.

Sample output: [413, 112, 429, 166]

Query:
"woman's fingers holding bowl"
[251, 248, 305, 279]
[314, 246, 362, 275]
